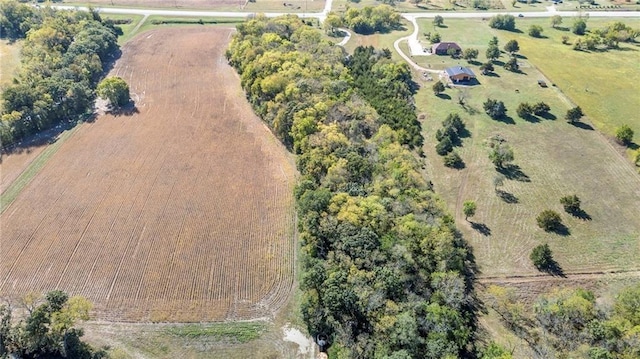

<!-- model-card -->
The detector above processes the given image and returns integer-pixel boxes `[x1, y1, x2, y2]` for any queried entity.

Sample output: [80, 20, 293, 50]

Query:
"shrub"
[504, 57, 519, 72]
[560, 195, 581, 214]
[532, 102, 550, 116]
[530, 243, 554, 270]
[615, 124, 634, 145]
[529, 25, 544, 38]
[433, 81, 445, 95]
[436, 135, 453, 155]
[572, 19, 587, 35]
[489, 15, 516, 31]
[484, 98, 507, 119]
[443, 151, 464, 168]
[516, 103, 533, 118]
[565, 106, 584, 123]
[537, 210, 562, 231]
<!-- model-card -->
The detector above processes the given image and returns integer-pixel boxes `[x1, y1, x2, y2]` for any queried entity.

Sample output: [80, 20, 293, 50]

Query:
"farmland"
[65, 0, 325, 12]
[411, 18, 640, 277]
[0, 27, 297, 322]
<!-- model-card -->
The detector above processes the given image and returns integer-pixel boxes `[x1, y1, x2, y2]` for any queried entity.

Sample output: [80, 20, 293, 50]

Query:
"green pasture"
[410, 18, 640, 277]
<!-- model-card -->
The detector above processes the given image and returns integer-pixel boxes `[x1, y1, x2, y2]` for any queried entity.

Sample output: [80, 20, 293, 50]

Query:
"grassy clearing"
[164, 322, 267, 343]
[411, 18, 640, 277]
[341, 19, 413, 57]
[0, 40, 22, 95]
[101, 14, 144, 44]
[135, 15, 244, 35]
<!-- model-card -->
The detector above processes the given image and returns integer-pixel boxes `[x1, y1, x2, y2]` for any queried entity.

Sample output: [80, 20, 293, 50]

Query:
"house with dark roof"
[445, 66, 476, 83]
[431, 42, 462, 55]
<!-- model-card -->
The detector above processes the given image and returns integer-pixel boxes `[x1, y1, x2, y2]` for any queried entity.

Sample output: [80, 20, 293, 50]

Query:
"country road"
[51, 3, 640, 21]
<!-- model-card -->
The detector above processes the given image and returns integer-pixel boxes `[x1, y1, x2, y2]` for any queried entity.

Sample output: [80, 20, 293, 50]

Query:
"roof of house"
[445, 66, 476, 78]
[432, 42, 462, 51]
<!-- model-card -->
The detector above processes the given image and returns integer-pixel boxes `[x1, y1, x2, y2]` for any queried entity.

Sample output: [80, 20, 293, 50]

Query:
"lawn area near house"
[411, 17, 640, 278]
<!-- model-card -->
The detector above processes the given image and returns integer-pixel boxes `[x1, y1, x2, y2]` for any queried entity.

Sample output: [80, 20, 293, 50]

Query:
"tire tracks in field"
[478, 268, 640, 285]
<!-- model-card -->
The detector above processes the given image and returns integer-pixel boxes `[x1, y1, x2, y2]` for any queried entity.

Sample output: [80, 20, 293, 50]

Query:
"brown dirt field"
[0, 27, 297, 322]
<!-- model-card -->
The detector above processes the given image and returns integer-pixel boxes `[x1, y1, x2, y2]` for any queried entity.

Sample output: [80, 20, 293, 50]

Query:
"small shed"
[431, 42, 462, 55]
[445, 66, 477, 83]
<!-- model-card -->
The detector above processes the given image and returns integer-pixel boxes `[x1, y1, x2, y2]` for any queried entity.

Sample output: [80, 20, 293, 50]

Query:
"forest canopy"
[0, 1, 120, 148]
[227, 15, 477, 358]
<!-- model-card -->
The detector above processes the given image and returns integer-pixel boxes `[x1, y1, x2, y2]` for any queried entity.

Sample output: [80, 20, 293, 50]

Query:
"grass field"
[0, 27, 297, 322]
[409, 18, 640, 277]
[0, 40, 22, 109]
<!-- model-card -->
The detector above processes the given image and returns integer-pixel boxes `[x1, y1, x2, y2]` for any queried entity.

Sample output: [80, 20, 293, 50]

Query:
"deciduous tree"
[462, 200, 476, 220]
[528, 25, 544, 38]
[572, 19, 587, 35]
[550, 15, 563, 29]
[433, 15, 444, 27]
[536, 210, 562, 231]
[560, 194, 581, 214]
[565, 106, 584, 123]
[97, 76, 130, 108]
[462, 48, 479, 62]
[503, 39, 519, 54]
[433, 80, 445, 95]
[486, 45, 500, 62]
[615, 124, 634, 145]
[530, 243, 554, 270]
[484, 98, 507, 120]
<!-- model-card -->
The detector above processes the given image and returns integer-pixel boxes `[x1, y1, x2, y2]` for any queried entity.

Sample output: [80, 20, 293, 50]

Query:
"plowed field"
[0, 28, 297, 322]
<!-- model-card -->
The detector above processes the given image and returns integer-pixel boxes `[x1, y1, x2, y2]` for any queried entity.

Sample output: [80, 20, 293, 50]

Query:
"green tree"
[488, 15, 516, 31]
[565, 106, 584, 123]
[572, 19, 587, 35]
[536, 210, 562, 231]
[532, 102, 550, 116]
[462, 48, 479, 62]
[530, 243, 554, 270]
[614, 283, 640, 326]
[433, 80, 446, 95]
[436, 135, 454, 155]
[479, 62, 494, 75]
[503, 39, 519, 54]
[481, 342, 514, 359]
[443, 151, 464, 168]
[489, 36, 499, 47]
[489, 143, 514, 168]
[462, 200, 477, 220]
[528, 25, 544, 38]
[493, 173, 506, 191]
[486, 45, 500, 62]
[560, 195, 581, 215]
[615, 124, 634, 145]
[430, 31, 441, 44]
[484, 98, 507, 120]
[433, 15, 444, 27]
[96, 76, 130, 108]
[516, 102, 532, 118]
[323, 12, 343, 35]
[551, 15, 563, 29]
[446, 47, 459, 58]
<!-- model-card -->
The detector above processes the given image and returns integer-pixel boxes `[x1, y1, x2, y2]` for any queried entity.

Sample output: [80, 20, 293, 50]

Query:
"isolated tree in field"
[560, 194, 581, 215]
[615, 124, 634, 145]
[501, 51, 519, 70]
[462, 48, 479, 62]
[528, 25, 544, 38]
[530, 243, 554, 271]
[537, 210, 562, 231]
[504, 40, 519, 54]
[532, 102, 550, 116]
[551, 15, 563, 29]
[516, 102, 533, 118]
[480, 62, 495, 75]
[489, 143, 514, 168]
[565, 106, 584, 123]
[489, 36, 499, 47]
[436, 135, 454, 155]
[433, 15, 444, 27]
[484, 98, 507, 120]
[97, 76, 130, 108]
[463, 200, 477, 220]
[493, 173, 506, 190]
[572, 19, 587, 35]
[444, 151, 464, 168]
[486, 45, 500, 62]
[433, 81, 446, 95]
[430, 32, 441, 43]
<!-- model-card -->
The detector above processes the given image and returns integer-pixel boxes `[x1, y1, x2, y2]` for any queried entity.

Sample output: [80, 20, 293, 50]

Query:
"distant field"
[0, 28, 297, 322]
[411, 18, 640, 277]
[66, 0, 325, 12]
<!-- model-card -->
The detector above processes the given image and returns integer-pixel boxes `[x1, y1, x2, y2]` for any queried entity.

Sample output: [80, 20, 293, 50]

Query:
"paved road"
[51, 4, 640, 20]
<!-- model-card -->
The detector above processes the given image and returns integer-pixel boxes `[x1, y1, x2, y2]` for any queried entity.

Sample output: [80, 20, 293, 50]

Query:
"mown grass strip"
[163, 322, 266, 343]
[0, 125, 80, 214]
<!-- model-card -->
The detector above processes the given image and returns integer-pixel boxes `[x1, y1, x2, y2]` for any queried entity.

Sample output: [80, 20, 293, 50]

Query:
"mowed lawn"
[411, 18, 640, 277]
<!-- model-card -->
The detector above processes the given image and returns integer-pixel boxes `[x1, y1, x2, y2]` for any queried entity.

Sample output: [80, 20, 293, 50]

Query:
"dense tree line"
[0, 1, 120, 147]
[227, 15, 477, 358]
[485, 284, 640, 358]
[324, 5, 402, 35]
[0, 290, 106, 358]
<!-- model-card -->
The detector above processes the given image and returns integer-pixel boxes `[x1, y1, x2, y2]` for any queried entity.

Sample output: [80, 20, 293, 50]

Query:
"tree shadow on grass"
[539, 112, 557, 121]
[470, 221, 491, 236]
[547, 222, 571, 236]
[498, 164, 531, 182]
[570, 121, 594, 130]
[495, 115, 516, 125]
[627, 141, 639, 151]
[569, 209, 592, 221]
[521, 114, 541, 123]
[496, 189, 519, 203]
[436, 93, 452, 100]
[484, 72, 500, 78]
[537, 260, 566, 277]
